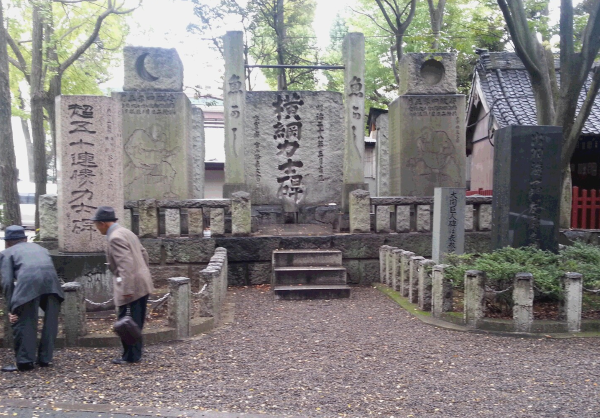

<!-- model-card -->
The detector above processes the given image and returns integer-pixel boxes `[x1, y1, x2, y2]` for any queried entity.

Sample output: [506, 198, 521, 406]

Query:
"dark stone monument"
[491, 125, 562, 252]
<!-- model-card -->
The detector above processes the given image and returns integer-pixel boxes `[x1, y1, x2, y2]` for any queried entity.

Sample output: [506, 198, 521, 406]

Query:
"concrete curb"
[374, 283, 600, 339]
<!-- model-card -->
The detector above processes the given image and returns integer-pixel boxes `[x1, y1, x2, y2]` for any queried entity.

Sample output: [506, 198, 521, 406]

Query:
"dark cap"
[2, 225, 27, 241]
[89, 206, 118, 222]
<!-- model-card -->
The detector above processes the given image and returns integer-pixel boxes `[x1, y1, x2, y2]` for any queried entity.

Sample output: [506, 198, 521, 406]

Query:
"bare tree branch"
[349, 7, 393, 35]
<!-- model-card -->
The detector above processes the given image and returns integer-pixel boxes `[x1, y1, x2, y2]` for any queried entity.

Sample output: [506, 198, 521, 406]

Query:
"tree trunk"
[275, 0, 287, 91]
[18, 90, 35, 182]
[30, 0, 48, 229]
[44, 15, 59, 179]
[0, 0, 22, 226]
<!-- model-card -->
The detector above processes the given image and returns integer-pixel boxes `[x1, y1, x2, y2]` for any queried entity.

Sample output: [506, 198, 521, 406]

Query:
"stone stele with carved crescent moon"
[136, 52, 160, 82]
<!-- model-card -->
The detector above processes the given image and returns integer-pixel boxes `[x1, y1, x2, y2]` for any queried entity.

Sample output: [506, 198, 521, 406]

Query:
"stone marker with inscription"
[389, 53, 465, 196]
[56, 95, 123, 253]
[432, 187, 465, 263]
[491, 125, 562, 253]
[115, 46, 202, 201]
[244, 91, 344, 208]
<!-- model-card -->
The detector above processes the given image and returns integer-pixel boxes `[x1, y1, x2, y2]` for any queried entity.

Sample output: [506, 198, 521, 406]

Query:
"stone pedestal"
[432, 187, 465, 262]
[56, 95, 123, 253]
[231, 191, 251, 236]
[51, 252, 114, 311]
[342, 33, 367, 210]
[491, 125, 562, 252]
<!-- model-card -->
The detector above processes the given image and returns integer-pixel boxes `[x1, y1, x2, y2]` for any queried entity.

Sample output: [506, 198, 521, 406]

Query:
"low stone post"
[138, 199, 159, 238]
[379, 246, 390, 283]
[349, 190, 371, 233]
[61, 282, 87, 346]
[465, 205, 474, 231]
[210, 208, 226, 236]
[513, 273, 534, 333]
[376, 206, 391, 232]
[39, 194, 58, 241]
[464, 270, 486, 328]
[432, 264, 453, 318]
[396, 205, 410, 232]
[560, 273, 583, 332]
[168, 277, 191, 338]
[392, 249, 403, 291]
[400, 251, 415, 297]
[231, 191, 251, 236]
[123, 208, 133, 231]
[478, 204, 492, 231]
[409, 256, 425, 304]
[386, 246, 397, 286]
[165, 209, 181, 236]
[418, 259, 437, 311]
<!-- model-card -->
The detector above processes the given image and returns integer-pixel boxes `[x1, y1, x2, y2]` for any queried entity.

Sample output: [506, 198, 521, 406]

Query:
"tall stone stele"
[113, 46, 204, 201]
[389, 53, 466, 196]
[56, 95, 124, 253]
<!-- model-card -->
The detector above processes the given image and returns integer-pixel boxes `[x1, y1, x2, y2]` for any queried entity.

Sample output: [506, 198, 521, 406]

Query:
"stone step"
[272, 249, 342, 268]
[273, 285, 351, 300]
[272, 266, 347, 286]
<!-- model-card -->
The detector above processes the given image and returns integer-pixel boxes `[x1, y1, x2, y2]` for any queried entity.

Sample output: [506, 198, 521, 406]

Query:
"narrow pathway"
[1, 287, 599, 417]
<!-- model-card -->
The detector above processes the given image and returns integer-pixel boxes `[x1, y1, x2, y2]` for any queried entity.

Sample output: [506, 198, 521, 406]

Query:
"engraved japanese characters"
[56, 95, 123, 253]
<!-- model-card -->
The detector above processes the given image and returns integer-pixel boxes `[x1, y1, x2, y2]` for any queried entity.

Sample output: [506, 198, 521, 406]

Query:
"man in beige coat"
[91, 206, 154, 364]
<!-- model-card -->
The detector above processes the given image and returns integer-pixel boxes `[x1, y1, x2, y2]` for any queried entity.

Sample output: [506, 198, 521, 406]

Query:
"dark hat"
[2, 225, 27, 241]
[89, 206, 118, 222]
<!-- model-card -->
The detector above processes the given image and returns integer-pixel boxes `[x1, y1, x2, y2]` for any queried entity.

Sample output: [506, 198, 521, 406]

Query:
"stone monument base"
[51, 252, 114, 311]
[251, 204, 340, 232]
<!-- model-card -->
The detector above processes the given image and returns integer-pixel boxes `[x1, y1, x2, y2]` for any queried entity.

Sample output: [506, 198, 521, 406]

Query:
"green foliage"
[444, 243, 600, 302]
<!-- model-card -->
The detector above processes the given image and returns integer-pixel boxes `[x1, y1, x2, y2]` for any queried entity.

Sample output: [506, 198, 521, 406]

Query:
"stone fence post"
[513, 273, 534, 333]
[431, 264, 453, 318]
[165, 209, 181, 236]
[464, 270, 486, 328]
[379, 246, 390, 283]
[418, 259, 437, 311]
[168, 277, 190, 338]
[400, 251, 415, 297]
[138, 199, 158, 238]
[376, 206, 391, 232]
[386, 246, 397, 286]
[409, 256, 425, 304]
[231, 191, 251, 236]
[392, 249, 403, 291]
[560, 273, 583, 332]
[39, 194, 58, 241]
[210, 208, 226, 236]
[349, 190, 371, 233]
[61, 282, 87, 346]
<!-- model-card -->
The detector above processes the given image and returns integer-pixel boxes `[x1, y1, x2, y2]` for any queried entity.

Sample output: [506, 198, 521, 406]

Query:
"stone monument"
[389, 53, 466, 196]
[55, 95, 123, 307]
[114, 46, 204, 200]
[432, 187, 465, 262]
[491, 125, 562, 252]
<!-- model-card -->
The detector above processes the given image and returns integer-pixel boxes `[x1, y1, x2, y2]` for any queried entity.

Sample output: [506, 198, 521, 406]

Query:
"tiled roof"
[475, 50, 600, 135]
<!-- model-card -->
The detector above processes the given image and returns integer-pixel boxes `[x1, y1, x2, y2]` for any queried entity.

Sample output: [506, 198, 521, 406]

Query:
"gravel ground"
[1, 286, 600, 418]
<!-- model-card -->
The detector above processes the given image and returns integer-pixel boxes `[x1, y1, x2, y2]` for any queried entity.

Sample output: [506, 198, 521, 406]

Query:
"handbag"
[113, 306, 142, 345]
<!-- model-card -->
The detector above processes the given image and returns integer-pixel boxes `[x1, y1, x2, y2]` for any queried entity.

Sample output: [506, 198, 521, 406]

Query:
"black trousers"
[117, 294, 148, 362]
[12, 294, 61, 365]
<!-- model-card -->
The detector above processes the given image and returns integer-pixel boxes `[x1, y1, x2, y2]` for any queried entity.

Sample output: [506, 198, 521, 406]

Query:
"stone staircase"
[272, 249, 351, 300]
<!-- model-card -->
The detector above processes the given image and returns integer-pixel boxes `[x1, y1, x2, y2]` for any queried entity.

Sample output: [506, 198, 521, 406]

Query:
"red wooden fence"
[466, 188, 493, 196]
[571, 187, 600, 229]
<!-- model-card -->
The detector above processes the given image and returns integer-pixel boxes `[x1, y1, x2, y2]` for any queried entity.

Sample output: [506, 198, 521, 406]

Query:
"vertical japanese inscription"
[273, 93, 306, 210]
[316, 104, 325, 181]
[528, 133, 545, 247]
[253, 115, 261, 185]
[447, 191, 458, 252]
[67, 104, 98, 236]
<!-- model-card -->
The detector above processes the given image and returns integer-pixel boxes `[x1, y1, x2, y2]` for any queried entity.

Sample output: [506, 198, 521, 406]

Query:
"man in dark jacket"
[1, 225, 65, 372]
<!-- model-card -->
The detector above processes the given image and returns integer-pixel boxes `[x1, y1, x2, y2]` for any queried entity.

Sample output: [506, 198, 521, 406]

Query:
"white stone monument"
[432, 187, 465, 263]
